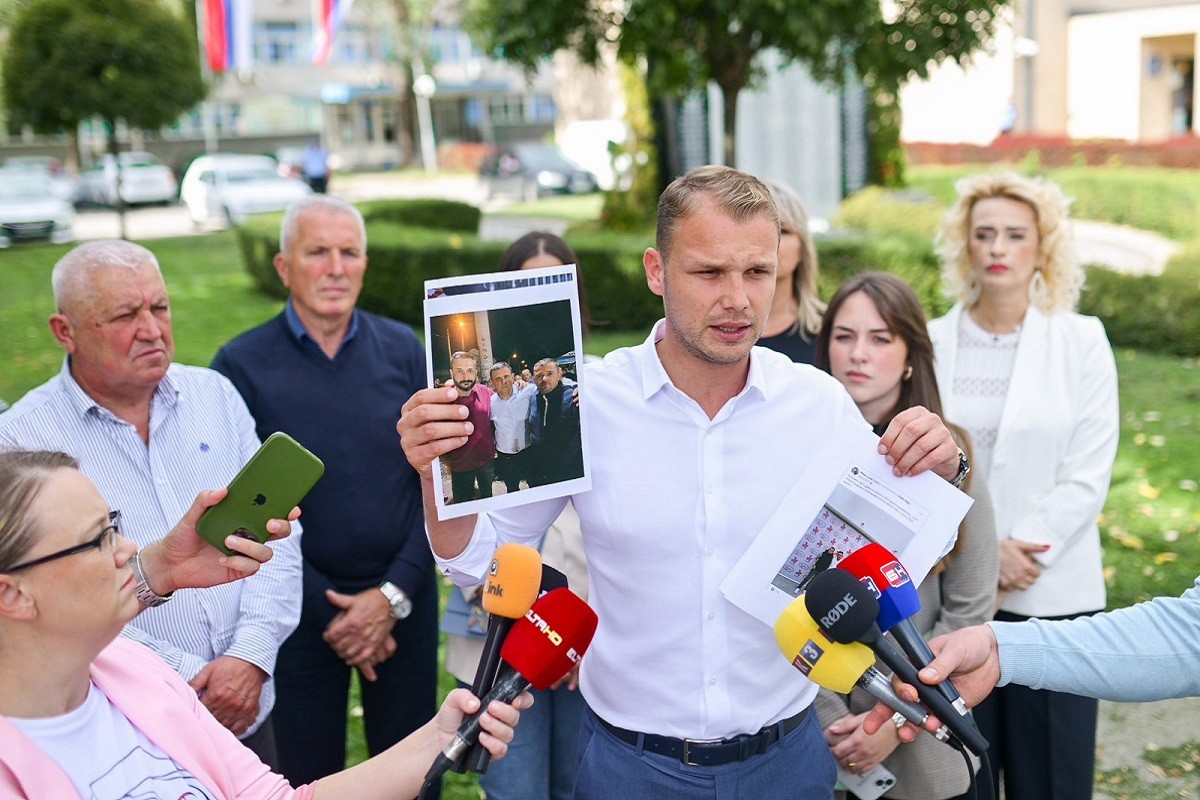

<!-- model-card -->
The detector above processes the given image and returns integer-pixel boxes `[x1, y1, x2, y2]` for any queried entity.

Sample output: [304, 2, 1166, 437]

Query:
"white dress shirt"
[490, 382, 538, 454]
[0, 361, 303, 737]
[435, 321, 867, 739]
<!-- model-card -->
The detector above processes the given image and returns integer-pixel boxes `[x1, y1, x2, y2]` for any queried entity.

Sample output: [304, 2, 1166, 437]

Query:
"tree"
[3, 0, 205, 237]
[465, 0, 1013, 169]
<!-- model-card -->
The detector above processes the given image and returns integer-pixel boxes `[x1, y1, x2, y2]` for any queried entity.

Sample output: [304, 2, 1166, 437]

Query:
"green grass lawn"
[3, 232, 1198, 795]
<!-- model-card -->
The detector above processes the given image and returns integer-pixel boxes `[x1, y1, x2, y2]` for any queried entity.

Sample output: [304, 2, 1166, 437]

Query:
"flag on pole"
[312, 0, 356, 66]
[203, 0, 253, 74]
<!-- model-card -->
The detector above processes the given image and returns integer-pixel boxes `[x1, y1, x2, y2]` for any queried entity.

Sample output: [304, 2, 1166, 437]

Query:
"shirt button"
[706, 548, 714, 557]
[707, 612, 716, 621]
[709, 677, 718, 686]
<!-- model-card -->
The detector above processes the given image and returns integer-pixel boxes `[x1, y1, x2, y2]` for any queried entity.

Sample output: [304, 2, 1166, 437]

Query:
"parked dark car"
[480, 143, 599, 200]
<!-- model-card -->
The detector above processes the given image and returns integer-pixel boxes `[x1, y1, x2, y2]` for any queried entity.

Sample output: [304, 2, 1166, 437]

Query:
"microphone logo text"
[819, 593, 857, 629]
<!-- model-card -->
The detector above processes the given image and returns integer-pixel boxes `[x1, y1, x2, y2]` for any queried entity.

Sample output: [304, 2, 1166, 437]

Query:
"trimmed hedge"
[357, 198, 481, 232]
[234, 205, 657, 331]
[236, 196, 1200, 355]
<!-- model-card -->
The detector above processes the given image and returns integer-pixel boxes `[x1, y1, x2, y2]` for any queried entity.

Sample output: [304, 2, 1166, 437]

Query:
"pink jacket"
[0, 638, 313, 800]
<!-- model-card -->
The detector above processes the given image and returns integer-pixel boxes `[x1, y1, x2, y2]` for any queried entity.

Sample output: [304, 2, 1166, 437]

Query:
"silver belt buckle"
[682, 737, 722, 766]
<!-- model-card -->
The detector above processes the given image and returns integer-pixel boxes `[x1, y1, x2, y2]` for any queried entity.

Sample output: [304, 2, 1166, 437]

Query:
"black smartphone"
[196, 432, 324, 555]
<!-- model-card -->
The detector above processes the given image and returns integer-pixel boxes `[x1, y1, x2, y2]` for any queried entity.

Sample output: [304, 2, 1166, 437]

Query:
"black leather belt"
[596, 707, 809, 767]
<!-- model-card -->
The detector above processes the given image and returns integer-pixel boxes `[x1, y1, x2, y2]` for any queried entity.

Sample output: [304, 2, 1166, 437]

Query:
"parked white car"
[1, 155, 78, 202]
[0, 170, 75, 248]
[181, 154, 312, 227]
[75, 152, 177, 207]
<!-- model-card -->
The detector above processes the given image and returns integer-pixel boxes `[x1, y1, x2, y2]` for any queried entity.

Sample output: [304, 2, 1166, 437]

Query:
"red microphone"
[423, 588, 598, 785]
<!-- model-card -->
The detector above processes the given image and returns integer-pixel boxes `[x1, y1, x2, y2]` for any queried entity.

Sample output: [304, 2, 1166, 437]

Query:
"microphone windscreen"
[838, 544, 922, 631]
[804, 568, 881, 644]
[775, 596, 875, 693]
[539, 564, 569, 594]
[483, 543, 543, 618]
[501, 588, 598, 690]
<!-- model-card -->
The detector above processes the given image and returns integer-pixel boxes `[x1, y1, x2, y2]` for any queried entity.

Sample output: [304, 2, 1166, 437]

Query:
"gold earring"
[903, 365, 913, 381]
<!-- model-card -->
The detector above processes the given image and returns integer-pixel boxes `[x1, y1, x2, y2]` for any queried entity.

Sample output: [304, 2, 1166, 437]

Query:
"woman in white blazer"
[928, 173, 1119, 800]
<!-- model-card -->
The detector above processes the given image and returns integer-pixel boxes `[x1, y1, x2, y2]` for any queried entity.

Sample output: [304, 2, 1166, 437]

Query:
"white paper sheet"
[720, 418, 974, 627]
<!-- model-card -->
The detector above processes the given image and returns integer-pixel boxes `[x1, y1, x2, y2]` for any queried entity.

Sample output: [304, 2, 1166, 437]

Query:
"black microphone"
[804, 568, 990, 757]
[464, 564, 570, 774]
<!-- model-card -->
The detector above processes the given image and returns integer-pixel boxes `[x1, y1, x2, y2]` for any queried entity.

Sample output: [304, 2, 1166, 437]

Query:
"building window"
[257, 22, 302, 64]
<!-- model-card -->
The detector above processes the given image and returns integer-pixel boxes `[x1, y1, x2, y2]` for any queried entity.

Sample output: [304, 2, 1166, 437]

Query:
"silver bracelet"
[130, 552, 173, 608]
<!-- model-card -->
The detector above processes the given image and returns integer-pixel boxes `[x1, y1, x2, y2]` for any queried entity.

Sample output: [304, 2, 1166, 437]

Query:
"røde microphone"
[463, 562, 571, 774]
[804, 569, 989, 757]
[774, 597, 954, 743]
[423, 588, 599, 788]
[838, 544, 971, 717]
[455, 544, 543, 773]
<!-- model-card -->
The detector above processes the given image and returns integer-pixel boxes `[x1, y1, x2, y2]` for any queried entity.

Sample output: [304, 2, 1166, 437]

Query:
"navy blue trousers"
[272, 578, 440, 791]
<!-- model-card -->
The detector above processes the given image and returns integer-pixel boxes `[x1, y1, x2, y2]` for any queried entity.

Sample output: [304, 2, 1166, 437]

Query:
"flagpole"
[195, 0, 220, 154]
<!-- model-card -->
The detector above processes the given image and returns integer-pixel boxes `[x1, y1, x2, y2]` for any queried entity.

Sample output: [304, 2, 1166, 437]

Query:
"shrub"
[833, 186, 942, 243]
[235, 215, 657, 330]
[1080, 248, 1200, 357]
[356, 198, 481, 232]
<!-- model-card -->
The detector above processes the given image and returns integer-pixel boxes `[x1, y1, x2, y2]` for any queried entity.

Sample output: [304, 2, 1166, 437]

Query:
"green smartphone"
[197, 432, 324, 555]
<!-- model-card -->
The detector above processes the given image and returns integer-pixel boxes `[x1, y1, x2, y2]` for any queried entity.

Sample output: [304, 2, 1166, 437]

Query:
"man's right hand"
[398, 386, 473, 479]
[862, 624, 1003, 739]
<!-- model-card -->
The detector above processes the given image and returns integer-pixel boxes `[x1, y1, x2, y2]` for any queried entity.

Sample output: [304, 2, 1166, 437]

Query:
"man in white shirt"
[398, 166, 963, 799]
[488, 361, 537, 493]
[0, 240, 302, 767]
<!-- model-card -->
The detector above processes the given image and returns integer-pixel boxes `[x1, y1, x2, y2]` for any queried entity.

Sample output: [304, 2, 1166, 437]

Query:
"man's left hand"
[323, 588, 394, 666]
[188, 656, 266, 736]
[877, 406, 960, 480]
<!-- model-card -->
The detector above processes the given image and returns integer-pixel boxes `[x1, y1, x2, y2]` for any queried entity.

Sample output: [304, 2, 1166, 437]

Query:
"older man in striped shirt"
[0, 240, 302, 768]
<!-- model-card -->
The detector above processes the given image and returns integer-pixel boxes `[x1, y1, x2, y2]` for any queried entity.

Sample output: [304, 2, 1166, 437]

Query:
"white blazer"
[930, 304, 1119, 617]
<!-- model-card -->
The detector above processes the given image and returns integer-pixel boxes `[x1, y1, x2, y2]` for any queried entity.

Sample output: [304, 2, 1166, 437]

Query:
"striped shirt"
[0, 360, 303, 737]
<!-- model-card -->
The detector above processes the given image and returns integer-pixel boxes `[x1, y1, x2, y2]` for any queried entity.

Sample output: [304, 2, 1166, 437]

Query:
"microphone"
[454, 544, 543, 773]
[425, 588, 598, 785]
[804, 569, 989, 757]
[838, 544, 970, 717]
[774, 597, 954, 743]
[462, 562, 571, 773]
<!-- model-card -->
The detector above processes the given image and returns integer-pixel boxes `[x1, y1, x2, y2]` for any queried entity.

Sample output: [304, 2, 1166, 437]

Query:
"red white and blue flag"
[312, 0, 356, 66]
[203, 0, 253, 74]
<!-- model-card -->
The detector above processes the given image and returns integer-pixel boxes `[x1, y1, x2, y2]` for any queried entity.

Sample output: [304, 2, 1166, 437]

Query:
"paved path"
[1074, 220, 1178, 276]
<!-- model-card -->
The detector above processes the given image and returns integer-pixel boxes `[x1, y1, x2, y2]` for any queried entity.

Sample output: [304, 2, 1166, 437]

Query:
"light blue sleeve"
[993, 576, 1200, 701]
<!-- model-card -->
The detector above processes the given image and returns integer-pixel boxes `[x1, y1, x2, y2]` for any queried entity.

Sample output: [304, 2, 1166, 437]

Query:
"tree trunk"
[107, 122, 128, 241]
[392, 0, 417, 167]
[721, 83, 740, 169]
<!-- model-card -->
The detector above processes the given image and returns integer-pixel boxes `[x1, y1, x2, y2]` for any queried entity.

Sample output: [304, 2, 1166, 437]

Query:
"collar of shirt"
[284, 298, 359, 352]
[636, 319, 774, 407]
[58, 357, 180, 423]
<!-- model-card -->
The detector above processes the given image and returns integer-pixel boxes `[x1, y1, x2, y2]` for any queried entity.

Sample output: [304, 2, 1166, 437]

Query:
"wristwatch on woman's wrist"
[130, 552, 173, 608]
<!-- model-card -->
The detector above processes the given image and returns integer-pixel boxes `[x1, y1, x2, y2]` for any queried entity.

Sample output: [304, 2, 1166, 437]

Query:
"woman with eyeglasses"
[0, 450, 525, 799]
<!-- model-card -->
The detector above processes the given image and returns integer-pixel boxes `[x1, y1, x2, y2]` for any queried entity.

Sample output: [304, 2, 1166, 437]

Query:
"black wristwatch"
[379, 581, 412, 620]
[950, 448, 972, 489]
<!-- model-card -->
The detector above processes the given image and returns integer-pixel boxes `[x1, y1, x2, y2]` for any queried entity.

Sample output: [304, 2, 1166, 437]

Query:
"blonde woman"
[758, 180, 826, 364]
[929, 172, 1119, 800]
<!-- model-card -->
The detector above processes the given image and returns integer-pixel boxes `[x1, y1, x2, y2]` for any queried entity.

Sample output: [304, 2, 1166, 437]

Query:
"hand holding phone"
[197, 432, 324, 555]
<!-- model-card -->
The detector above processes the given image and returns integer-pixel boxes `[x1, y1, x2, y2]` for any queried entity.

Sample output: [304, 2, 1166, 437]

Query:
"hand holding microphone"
[803, 569, 989, 757]
[422, 588, 598, 792]
[463, 560, 569, 774]
[837, 544, 971, 718]
[774, 596, 954, 743]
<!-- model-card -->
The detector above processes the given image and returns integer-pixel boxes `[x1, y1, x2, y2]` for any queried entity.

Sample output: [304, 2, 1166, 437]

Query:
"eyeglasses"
[3, 511, 122, 573]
